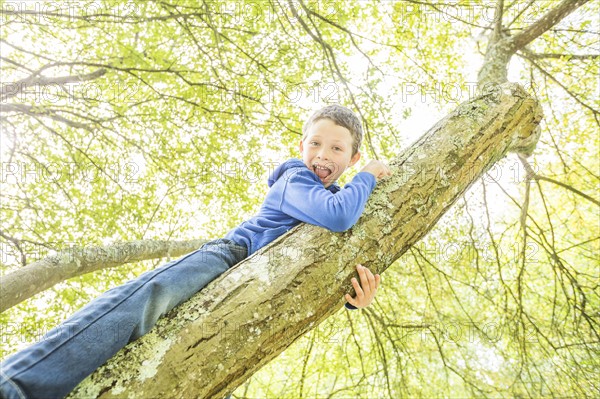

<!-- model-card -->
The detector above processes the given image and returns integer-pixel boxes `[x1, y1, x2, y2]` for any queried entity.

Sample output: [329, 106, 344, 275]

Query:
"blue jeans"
[0, 238, 247, 399]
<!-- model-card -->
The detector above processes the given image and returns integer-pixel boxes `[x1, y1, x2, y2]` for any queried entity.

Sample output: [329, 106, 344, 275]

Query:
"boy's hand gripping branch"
[344, 264, 381, 309]
[360, 160, 392, 181]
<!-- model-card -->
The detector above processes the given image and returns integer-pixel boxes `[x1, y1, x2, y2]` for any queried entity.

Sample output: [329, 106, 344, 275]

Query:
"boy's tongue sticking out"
[314, 165, 332, 179]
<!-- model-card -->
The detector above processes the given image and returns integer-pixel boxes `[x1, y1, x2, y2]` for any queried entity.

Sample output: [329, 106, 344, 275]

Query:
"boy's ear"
[299, 139, 304, 153]
[349, 150, 361, 167]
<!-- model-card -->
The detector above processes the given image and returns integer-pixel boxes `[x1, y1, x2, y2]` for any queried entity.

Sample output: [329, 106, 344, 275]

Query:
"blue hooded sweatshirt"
[224, 158, 377, 310]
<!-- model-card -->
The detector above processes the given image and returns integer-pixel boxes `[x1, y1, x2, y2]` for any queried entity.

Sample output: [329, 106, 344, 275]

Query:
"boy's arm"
[278, 169, 377, 310]
[278, 169, 376, 232]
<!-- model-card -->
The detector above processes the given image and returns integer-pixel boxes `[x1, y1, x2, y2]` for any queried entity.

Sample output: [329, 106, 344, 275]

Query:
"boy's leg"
[0, 238, 247, 399]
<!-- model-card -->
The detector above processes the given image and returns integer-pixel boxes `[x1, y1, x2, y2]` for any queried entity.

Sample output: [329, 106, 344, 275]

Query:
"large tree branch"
[68, 82, 543, 398]
[492, 0, 505, 43]
[0, 239, 208, 312]
[509, 0, 591, 54]
[524, 52, 600, 60]
[478, 0, 590, 85]
[0, 68, 106, 102]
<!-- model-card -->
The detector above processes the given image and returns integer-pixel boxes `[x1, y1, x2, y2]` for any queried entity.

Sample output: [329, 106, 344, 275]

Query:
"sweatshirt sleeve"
[278, 168, 377, 232]
[345, 302, 358, 310]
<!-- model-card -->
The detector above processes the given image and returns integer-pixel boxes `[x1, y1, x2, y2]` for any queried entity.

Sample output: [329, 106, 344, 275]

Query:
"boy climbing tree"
[0, 105, 390, 399]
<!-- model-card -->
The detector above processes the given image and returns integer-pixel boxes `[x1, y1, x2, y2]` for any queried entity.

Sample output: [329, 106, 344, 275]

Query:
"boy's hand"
[360, 160, 392, 181]
[345, 264, 381, 309]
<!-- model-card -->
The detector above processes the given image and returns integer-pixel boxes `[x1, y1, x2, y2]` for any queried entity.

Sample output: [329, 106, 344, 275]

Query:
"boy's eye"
[310, 141, 319, 146]
[334, 147, 342, 151]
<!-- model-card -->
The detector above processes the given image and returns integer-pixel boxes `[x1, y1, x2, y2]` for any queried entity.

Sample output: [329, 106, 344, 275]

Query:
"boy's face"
[299, 118, 361, 188]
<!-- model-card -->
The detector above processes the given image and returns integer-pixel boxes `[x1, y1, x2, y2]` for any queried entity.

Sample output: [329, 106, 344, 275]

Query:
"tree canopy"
[1, 0, 598, 397]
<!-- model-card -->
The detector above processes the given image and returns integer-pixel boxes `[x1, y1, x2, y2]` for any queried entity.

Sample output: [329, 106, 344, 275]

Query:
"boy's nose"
[317, 149, 331, 160]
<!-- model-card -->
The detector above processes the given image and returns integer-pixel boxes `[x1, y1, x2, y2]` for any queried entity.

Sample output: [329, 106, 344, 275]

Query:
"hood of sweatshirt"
[267, 158, 341, 193]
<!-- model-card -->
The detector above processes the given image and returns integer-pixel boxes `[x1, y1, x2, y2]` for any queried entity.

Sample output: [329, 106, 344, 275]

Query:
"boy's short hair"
[302, 104, 363, 156]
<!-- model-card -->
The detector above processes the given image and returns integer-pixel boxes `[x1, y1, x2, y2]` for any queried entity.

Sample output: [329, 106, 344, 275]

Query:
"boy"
[0, 104, 390, 399]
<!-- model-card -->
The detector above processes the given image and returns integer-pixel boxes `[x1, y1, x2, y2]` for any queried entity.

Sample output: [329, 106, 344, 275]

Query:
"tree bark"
[0, 239, 207, 313]
[68, 82, 542, 398]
